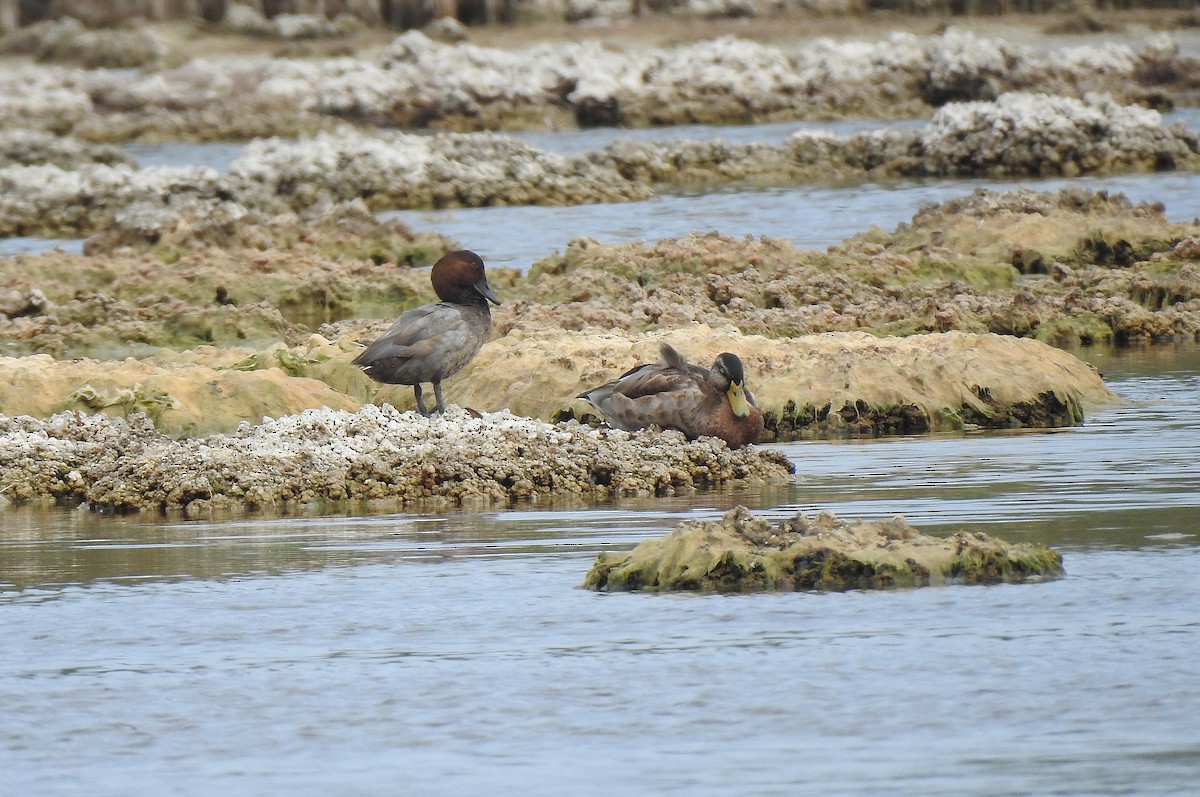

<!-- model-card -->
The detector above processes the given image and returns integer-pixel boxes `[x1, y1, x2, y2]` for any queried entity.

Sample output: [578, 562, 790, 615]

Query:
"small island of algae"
[584, 506, 1063, 593]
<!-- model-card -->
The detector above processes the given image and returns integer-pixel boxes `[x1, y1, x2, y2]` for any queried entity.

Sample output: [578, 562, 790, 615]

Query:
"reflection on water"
[2, 537, 1198, 797]
[0, 488, 792, 592]
[776, 344, 1200, 550]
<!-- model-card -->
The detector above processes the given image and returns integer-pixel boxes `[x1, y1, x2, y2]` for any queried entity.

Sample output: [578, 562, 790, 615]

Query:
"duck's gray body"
[352, 250, 500, 416]
[353, 299, 492, 387]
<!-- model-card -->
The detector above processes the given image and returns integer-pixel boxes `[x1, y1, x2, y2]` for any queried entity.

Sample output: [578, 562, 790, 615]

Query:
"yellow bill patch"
[727, 381, 751, 418]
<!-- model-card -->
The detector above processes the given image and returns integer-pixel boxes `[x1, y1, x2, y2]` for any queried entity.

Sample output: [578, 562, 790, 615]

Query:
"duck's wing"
[352, 303, 484, 382]
[354, 304, 448, 362]
[596, 345, 710, 400]
[579, 362, 709, 434]
[600, 363, 700, 400]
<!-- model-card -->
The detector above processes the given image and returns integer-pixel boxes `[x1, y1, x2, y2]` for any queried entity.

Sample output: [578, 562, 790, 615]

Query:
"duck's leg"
[433, 381, 447, 414]
[413, 384, 430, 417]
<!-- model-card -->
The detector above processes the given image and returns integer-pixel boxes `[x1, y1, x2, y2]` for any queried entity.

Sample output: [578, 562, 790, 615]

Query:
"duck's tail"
[660, 343, 688, 371]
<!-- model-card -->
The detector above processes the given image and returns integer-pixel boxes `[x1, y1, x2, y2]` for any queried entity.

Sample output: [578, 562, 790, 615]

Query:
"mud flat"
[583, 506, 1065, 592]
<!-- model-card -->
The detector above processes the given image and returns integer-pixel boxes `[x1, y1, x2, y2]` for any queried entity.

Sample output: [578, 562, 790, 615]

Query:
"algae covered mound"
[583, 506, 1064, 592]
[453, 326, 1114, 438]
[0, 352, 362, 437]
[506, 188, 1200, 347]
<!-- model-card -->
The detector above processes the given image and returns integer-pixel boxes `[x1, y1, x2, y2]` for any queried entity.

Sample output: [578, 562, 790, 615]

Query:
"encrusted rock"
[271, 14, 346, 40]
[0, 162, 253, 238]
[3, 98, 1192, 239]
[0, 126, 654, 237]
[0, 406, 794, 515]
[592, 93, 1200, 186]
[0, 28, 1193, 139]
[0, 353, 361, 436]
[0, 17, 167, 68]
[490, 189, 1200, 347]
[918, 92, 1197, 177]
[0, 129, 134, 169]
[221, 4, 275, 36]
[0, 289, 47, 318]
[583, 506, 1064, 592]
[228, 127, 650, 210]
[0, 204, 451, 357]
[422, 16, 468, 43]
[0, 66, 93, 133]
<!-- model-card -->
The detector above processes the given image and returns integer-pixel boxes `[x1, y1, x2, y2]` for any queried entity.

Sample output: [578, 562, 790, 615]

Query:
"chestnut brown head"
[430, 250, 501, 306]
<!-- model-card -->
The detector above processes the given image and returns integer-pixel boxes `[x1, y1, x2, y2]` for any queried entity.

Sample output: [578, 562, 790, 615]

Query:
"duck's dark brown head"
[430, 250, 501, 306]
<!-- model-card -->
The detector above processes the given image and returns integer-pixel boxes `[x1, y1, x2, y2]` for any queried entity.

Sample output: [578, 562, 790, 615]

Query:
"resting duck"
[352, 249, 500, 416]
[575, 344, 764, 448]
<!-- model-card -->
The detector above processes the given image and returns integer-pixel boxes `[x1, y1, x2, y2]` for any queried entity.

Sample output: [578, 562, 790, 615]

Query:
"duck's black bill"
[476, 279, 501, 305]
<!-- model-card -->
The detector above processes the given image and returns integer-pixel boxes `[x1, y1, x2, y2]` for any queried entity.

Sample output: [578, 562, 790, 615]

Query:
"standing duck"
[574, 344, 764, 448]
[352, 249, 500, 416]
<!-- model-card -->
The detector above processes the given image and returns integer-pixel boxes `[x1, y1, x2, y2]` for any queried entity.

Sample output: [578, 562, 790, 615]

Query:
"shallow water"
[387, 170, 1200, 271]
[2, 345, 1199, 796]
[4, 170, 1197, 264]
[0, 236, 85, 257]
[3, 111, 1198, 261]
[123, 140, 246, 173]
[384, 102, 1200, 271]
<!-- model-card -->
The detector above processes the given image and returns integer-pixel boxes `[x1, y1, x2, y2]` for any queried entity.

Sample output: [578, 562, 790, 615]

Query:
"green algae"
[756, 389, 1085, 441]
[583, 507, 1064, 593]
[1073, 229, 1180, 269]
[63, 382, 176, 425]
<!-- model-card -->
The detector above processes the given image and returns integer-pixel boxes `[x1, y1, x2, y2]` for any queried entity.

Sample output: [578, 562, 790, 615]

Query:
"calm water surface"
[388, 170, 1200, 272]
[384, 107, 1200, 270]
[4, 111, 1197, 261]
[2, 345, 1198, 796]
